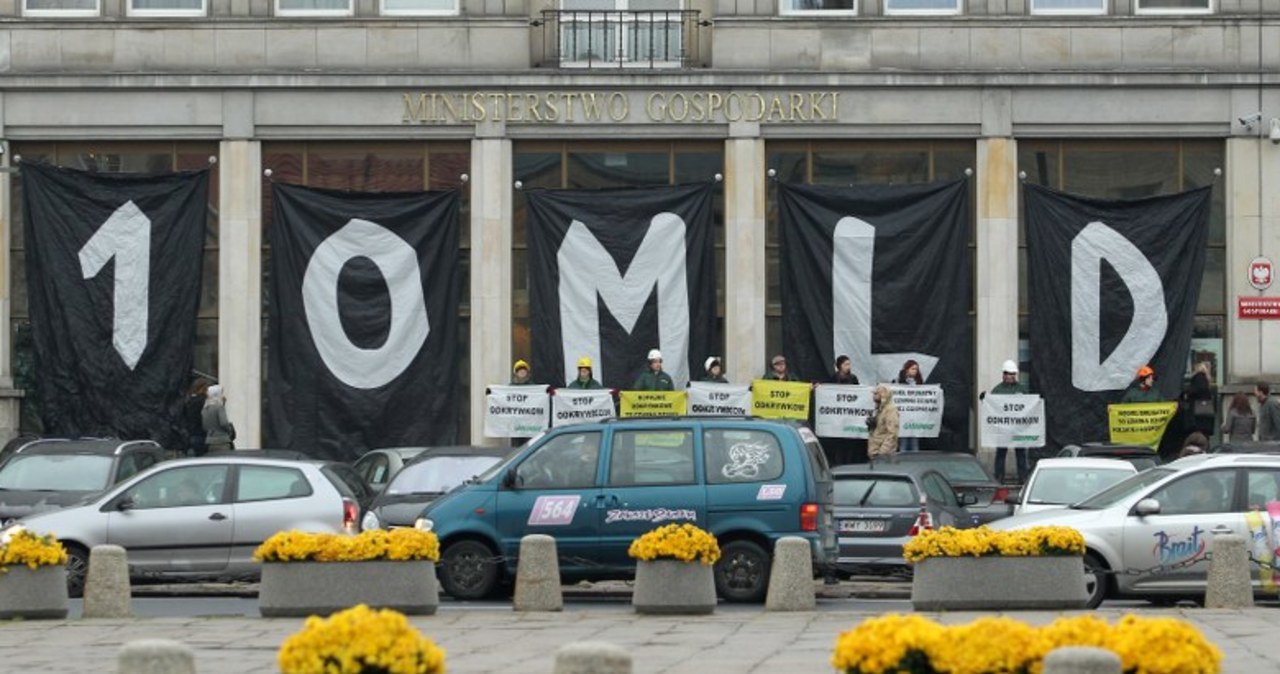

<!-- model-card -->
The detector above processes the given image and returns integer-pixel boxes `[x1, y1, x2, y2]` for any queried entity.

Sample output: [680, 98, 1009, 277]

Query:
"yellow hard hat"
[577, 357, 593, 368]
[513, 359, 530, 372]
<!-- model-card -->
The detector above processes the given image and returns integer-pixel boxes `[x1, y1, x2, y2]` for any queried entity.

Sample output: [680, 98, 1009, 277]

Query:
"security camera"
[1271, 119, 1280, 145]
[1239, 113, 1263, 127]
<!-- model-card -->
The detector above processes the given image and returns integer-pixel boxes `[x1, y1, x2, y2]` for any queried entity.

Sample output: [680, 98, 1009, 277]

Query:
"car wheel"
[65, 544, 89, 599]
[439, 539, 500, 600]
[714, 540, 771, 603]
[1083, 552, 1108, 610]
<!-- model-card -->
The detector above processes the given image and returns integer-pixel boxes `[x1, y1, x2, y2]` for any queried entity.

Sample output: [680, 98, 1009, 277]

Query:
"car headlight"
[414, 518, 433, 533]
[0, 523, 24, 545]
[361, 511, 381, 531]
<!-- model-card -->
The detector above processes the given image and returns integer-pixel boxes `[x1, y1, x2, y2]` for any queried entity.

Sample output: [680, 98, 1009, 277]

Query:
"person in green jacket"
[633, 349, 674, 391]
[565, 356, 602, 389]
[763, 354, 800, 381]
[1121, 365, 1162, 403]
[989, 359, 1030, 484]
[702, 356, 729, 383]
[510, 359, 537, 385]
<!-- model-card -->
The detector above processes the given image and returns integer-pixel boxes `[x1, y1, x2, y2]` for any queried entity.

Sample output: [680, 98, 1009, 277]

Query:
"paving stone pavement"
[1, 605, 1277, 673]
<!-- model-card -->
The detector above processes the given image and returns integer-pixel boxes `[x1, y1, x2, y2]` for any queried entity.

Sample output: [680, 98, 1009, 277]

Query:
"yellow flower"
[903, 526, 1085, 563]
[278, 604, 446, 674]
[831, 614, 943, 673]
[254, 529, 440, 564]
[627, 523, 720, 565]
[0, 528, 68, 570]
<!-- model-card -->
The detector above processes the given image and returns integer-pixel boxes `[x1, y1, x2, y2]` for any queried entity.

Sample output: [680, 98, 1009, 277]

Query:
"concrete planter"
[632, 559, 716, 615]
[911, 555, 1088, 611]
[259, 560, 439, 617]
[0, 565, 69, 620]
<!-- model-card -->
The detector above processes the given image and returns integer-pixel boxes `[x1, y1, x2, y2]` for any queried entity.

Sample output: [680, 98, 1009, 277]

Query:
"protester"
[1177, 432, 1209, 459]
[817, 355, 862, 467]
[763, 354, 799, 381]
[1121, 365, 1162, 403]
[702, 356, 728, 383]
[867, 384, 899, 459]
[1182, 361, 1215, 437]
[990, 359, 1030, 484]
[202, 384, 235, 454]
[1256, 382, 1280, 441]
[511, 359, 536, 385]
[829, 355, 858, 385]
[894, 359, 922, 452]
[633, 349, 674, 391]
[183, 377, 210, 457]
[1221, 392, 1257, 443]
[565, 356, 602, 389]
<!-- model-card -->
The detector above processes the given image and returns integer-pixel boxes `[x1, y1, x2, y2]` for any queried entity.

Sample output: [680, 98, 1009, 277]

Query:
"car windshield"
[835, 477, 918, 507]
[0, 454, 114, 491]
[1072, 467, 1175, 510]
[1026, 467, 1134, 505]
[388, 456, 505, 496]
[924, 458, 990, 483]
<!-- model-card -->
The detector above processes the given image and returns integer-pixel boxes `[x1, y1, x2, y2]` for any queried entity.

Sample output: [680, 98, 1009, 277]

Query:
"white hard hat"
[647, 349, 663, 361]
[704, 356, 721, 371]
[1002, 360, 1019, 374]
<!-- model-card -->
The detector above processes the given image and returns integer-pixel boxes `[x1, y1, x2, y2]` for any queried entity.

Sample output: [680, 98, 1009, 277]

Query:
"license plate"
[839, 519, 887, 533]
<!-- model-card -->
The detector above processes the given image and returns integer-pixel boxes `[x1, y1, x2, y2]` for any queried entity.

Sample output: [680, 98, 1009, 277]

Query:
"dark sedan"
[831, 464, 977, 575]
[0, 438, 166, 526]
[872, 452, 1013, 524]
[360, 446, 511, 531]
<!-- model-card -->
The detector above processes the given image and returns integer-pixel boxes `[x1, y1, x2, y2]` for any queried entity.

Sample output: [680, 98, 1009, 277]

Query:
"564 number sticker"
[527, 495, 581, 526]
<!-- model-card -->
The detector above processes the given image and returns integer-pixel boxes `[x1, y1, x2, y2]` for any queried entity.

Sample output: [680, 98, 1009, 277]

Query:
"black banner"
[267, 183, 461, 461]
[1024, 183, 1212, 448]
[21, 162, 209, 443]
[778, 180, 971, 449]
[526, 183, 715, 389]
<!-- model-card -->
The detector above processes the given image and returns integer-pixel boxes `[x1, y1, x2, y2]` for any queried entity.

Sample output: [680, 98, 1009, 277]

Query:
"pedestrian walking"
[1121, 365, 1162, 403]
[633, 349, 674, 391]
[183, 377, 210, 457]
[1182, 361, 1216, 437]
[989, 359, 1030, 484]
[1221, 392, 1257, 443]
[895, 359, 922, 452]
[1255, 382, 1280, 441]
[867, 384, 899, 460]
[202, 385, 236, 454]
[702, 356, 729, 383]
[565, 356, 602, 389]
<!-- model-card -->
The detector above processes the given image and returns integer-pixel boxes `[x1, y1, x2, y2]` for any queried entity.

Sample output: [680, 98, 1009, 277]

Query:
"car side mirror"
[502, 467, 518, 490]
[1134, 498, 1161, 517]
[958, 493, 979, 506]
[116, 496, 135, 512]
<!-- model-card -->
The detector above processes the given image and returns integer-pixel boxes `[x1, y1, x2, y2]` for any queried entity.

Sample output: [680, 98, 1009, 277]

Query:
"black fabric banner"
[1024, 182, 1212, 449]
[525, 183, 715, 389]
[778, 180, 972, 450]
[21, 162, 209, 444]
[267, 183, 461, 461]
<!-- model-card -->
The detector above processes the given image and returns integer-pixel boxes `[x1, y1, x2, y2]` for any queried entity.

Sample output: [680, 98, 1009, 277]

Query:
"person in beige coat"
[867, 384, 899, 459]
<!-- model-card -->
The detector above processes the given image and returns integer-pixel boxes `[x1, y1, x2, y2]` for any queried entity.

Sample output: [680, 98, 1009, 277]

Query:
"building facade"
[0, 0, 1276, 449]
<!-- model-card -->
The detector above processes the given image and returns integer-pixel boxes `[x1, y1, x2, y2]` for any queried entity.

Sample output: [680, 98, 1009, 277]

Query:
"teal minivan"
[418, 417, 837, 603]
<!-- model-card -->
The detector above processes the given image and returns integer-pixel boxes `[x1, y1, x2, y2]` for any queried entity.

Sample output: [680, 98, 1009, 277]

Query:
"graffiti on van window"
[721, 442, 772, 480]
[605, 508, 697, 524]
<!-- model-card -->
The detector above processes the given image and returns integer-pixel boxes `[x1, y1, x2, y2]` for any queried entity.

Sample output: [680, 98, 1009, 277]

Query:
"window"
[1245, 470, 1280, 512]
[610, 430, 695, 486]
[705, 429, 783, 484]
[922, 474, 958, 507]
[834, 477, 916, 507]
[275, 0, 352, 16]
[1030, 0, 1106, 14]
[554, 0, 689, 67]
[123, 465, 229, 509]
[1135, 0, 1211, 14]
[515, 432, 601, 489]
[23, 0, 99, 16]
[1149, 470, 1234, 515]
[0, 454, 113, 491]
[883, 0, 960, 15]
[117, 452, 159, 482]
[237, 466, 313, 502]
[128, 0, 206, 16]
[381, 0, 457, 15]
[779, 0, 855, 15]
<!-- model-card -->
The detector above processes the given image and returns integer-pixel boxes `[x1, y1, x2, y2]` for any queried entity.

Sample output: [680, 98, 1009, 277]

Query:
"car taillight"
[800, 503, 819, 532]
[993, 487, 1009, 503]
[907, 496, 934, 537]
[342, 499, 358, 534]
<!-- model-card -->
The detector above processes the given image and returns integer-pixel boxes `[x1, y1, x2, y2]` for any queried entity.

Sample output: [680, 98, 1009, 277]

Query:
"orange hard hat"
[1137, 365, 1154, 378]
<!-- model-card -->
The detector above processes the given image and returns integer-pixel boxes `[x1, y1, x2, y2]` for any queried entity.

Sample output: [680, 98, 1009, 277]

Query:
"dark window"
[515, 432, 602, 489]
[609, 430, 695, 486]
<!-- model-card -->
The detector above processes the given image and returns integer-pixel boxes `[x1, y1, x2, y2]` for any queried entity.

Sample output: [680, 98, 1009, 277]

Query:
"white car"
[990, 453, 1280, 608]
[1013, 458, 1137, 516]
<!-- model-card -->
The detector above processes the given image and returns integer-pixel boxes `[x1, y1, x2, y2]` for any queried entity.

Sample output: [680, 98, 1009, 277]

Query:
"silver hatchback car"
[1, 456, 362, 597]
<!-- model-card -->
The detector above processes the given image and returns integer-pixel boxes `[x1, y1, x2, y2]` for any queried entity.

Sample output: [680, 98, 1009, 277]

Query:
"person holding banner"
[820, 355, 863, 466]
[895, 359, 923, 452]
[702, 357, 729, 383]
[633, 349, 674, 391]
[867, 384, 899, 459]
[565, 357, 602, 390]
[764, 354, 800, 382]
[830, 355, 859, 385]
[511, 360, 537, 386]
[1121, 365, 1162, 403]
[990, 360, 1030, 484]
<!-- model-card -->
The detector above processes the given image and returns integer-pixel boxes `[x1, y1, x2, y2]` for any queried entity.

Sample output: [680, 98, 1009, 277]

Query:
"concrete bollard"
[513, 534, 563, 612]
[1204, 534, 1253, 609]
[765, 537, 815, 611]
[83, 545, 132, 619]
[552, 641, 631, 674]
[1042, 647, 1122, 674]
[118, 639, 196, 674]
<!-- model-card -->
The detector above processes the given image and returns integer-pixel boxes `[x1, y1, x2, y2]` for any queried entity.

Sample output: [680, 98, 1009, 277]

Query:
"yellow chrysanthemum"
[903, 526, 1085, 563]
[254, 529, 440, 564]
[278, 604, 446, 674]
[627, 523, 720, 565]
[0, 528, 69, 570]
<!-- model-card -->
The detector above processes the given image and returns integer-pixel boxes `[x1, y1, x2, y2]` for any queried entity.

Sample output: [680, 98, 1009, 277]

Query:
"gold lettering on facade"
[607, 92, 628, 121]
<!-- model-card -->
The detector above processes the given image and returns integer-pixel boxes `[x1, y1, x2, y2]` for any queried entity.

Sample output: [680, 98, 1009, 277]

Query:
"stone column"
[975, 137, 1020, 458]
[217, 140, 263, 448]
[0, 103, 21, 443]
[1226, 135, 1280, 382]
[469, 127, 513, 445]
[724, 125, 766, 384]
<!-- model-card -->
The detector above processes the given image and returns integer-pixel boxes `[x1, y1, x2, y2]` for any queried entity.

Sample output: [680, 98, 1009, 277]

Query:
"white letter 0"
[302, 219, 430, 390]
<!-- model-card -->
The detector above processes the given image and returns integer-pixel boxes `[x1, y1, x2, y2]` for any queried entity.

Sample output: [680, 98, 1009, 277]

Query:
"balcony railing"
[536, 10, 705, 69]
